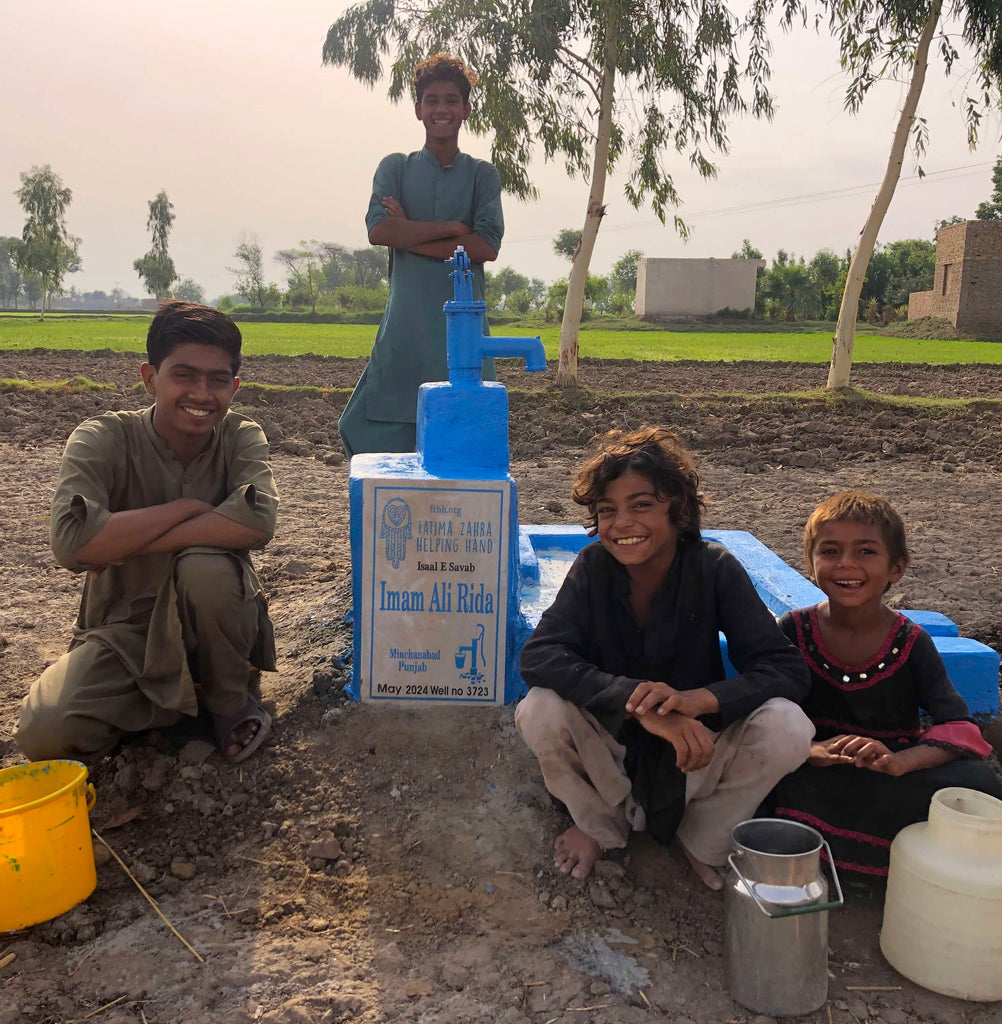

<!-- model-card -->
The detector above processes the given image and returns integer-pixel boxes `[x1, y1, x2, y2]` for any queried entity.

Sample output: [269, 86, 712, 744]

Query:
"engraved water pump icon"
[455, 623, 486, 685]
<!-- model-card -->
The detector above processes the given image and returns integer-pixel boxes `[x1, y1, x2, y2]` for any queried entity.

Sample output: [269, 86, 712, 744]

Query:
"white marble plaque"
[359, 478, 509, 704]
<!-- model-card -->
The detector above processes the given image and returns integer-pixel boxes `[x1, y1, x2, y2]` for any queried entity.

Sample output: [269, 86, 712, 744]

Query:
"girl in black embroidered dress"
[767, 492, 1000, 877]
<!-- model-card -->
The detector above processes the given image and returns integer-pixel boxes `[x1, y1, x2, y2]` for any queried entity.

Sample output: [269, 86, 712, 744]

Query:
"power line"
[504, 160, 995, 245]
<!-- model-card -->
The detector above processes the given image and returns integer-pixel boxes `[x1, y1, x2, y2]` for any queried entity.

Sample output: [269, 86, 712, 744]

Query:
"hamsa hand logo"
[380, 498, 412, 569]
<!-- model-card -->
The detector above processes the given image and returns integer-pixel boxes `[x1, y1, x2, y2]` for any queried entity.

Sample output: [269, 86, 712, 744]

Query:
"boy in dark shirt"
[517, 427, 812, 887]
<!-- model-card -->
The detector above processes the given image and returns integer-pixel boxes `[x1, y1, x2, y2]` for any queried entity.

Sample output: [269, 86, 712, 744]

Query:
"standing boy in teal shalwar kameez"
[337, 53, 504, 457]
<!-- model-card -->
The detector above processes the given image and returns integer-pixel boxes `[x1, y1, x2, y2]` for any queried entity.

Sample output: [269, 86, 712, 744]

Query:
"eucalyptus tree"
[133, 190, 178, 299]
[322, 0, 781, 384]
[13, 165, 81, 319]
[230, 235, 268, 306]
[765, 0, 1002, 387]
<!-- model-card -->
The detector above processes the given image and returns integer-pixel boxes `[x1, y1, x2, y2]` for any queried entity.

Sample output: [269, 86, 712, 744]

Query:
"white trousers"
[515, 688, 813, 865]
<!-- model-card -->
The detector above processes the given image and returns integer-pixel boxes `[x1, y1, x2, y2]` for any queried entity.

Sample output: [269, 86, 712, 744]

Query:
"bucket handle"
[727, 840, 844, 919]
[86, 783, 96, 812]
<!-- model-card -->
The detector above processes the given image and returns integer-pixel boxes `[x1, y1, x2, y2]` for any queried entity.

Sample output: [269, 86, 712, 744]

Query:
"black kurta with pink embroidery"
[766, 607, 1000, 876]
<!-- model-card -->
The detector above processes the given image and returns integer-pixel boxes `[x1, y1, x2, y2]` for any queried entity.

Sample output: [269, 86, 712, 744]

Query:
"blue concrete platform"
[346, 248, 996, 718]
[513, 526, 999, 718]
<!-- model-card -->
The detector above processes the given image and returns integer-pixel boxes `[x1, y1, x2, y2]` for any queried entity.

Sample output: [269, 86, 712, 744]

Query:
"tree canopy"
[552, 228, 582, 262]
[731, 239, 763, 260]
[275, 242, 326, 314]
[13, 165, 81, 319]
[976, 155, 1002, 220]
[322, 0, 782, 382]
[230, 236, 268, 307]
[133, 190, 178, 300]
[610, 249, 644, 297]
[174, 278, 205, 303]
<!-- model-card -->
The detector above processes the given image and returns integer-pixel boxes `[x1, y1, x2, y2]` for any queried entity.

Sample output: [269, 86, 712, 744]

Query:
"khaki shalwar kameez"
[16, 407, 278, 761]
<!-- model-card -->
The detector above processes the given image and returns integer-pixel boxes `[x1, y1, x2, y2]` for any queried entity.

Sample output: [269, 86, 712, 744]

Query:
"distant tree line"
[731, 238, 937, 324]
[214, 235, 646, 320]
[470, 246, 644, 322]
[222, 237, 390, 315]
[5, 156, 1000, 323]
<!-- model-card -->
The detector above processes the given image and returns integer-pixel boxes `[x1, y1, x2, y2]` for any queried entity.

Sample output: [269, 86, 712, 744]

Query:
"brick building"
[908, 220, 1002, 337]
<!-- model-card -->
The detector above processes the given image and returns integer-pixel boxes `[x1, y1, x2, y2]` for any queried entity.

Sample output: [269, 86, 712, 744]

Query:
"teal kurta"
[338, 146, 504, 457]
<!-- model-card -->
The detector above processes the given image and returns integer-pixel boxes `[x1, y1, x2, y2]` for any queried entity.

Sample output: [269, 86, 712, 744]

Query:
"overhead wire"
[503, 160, 996, 245]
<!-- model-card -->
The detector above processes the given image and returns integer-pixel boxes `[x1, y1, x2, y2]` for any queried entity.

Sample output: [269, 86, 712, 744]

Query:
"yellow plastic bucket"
[0, 760, 97, 932]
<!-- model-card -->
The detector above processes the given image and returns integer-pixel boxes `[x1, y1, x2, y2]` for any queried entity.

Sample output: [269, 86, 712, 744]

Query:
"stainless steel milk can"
[723, 818, 843, 1017]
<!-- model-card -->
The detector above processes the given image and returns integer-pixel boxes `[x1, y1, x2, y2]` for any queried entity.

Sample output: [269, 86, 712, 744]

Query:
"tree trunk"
[827, 1, 940, 389]
[556, 14, 618, 387]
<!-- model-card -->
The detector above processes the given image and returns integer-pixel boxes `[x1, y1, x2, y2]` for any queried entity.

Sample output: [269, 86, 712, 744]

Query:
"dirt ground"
[2, 349, 1001, 1024]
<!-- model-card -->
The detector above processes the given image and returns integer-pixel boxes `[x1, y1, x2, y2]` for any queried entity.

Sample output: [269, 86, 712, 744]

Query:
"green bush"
[506, 289, 532, 316]
[335, 283, 389, 311]
[285, 285, 317, 310]
[605, 292, 635, 316]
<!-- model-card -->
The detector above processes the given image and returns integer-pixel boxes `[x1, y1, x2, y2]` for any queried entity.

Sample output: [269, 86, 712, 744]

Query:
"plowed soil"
[1, 349, 1000, 1024]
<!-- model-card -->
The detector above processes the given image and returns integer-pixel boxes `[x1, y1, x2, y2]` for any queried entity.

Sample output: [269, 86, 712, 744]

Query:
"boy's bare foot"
[679, 840, 724, 891]
[554, 825, 603, 879]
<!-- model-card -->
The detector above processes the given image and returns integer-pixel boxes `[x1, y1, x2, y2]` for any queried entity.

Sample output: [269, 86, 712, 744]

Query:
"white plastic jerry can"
[880, 787, 1002, 1001]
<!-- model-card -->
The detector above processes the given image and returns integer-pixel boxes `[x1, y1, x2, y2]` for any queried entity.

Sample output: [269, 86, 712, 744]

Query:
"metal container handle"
[727, 839, 844, 919]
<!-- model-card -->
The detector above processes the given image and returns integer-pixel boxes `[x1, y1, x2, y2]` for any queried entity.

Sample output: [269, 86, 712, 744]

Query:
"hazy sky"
[1, 1, 998, 301]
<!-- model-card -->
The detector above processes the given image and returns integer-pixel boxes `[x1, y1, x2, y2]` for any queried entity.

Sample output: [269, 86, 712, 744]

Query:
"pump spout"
[443, 247, 545, 385]
[480, 336, 547, 373]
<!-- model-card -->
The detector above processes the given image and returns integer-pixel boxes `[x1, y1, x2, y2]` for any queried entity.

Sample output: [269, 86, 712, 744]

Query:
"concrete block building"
[908, 220, 1002, 337]
[635, 257, 764, 318]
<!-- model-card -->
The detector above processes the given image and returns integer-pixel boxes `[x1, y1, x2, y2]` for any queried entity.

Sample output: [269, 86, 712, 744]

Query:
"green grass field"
[2, 314, 1000, 364]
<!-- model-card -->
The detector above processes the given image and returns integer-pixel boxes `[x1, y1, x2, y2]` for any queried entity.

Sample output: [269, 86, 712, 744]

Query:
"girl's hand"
[866, 751, 907, 776]
[830, 734, 895, 767]
[807, 738, 855, 767]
